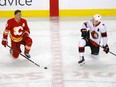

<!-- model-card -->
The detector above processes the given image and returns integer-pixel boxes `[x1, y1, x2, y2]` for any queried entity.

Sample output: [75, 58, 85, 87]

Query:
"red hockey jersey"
[3, 18, 30, 42]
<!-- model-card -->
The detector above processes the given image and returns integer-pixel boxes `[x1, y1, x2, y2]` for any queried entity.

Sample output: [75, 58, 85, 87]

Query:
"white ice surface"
[0, 17, 116, 87]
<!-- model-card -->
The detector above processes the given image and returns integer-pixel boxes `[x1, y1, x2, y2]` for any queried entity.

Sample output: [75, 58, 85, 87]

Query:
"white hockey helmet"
[93, 14, 102, 22]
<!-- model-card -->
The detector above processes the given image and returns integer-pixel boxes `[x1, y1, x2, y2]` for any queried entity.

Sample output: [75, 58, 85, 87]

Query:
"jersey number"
[14, 26, 23, 36]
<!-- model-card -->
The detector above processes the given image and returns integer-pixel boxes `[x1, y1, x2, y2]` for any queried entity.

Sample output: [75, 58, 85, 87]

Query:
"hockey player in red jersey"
[78, 14, 109, 64]
[1, 10, 32, 58]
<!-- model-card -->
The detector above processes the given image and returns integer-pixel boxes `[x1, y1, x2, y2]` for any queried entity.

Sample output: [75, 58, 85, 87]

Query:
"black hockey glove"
[81, 28, 88, 38]
[103, 44, 109, 54]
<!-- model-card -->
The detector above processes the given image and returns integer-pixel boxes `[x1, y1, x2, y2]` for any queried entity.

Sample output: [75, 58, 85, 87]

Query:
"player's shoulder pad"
[21, 18, 27, 22]
[7, 18, 14, 23]
[102, 23, 106, 28]
[100, 22, 106, 27]
[100, 23, 107, 32]
[86, 20, 92, 25]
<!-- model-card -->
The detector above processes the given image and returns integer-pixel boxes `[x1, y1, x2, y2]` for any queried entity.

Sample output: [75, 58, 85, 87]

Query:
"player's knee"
[91, 54, 99, 59]
[10, 49, 19, 58]
[12, 54, 19, 59]
[91, 52, 99, 55]
[79, 39, 86, 47]
[91, 48, 99, 55]
[26, 37, 33, 46]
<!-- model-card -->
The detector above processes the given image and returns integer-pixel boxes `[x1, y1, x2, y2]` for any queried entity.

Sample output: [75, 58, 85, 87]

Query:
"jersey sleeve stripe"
[101, 32, 107, 37]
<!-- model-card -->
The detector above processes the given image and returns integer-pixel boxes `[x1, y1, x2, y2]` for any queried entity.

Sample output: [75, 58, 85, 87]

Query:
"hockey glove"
[1, 38, 8, 47]
[103, 44, 109, 54]
[81, 28, 88, 38]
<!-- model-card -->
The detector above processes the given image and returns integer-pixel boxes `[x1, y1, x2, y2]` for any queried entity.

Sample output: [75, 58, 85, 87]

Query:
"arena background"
[0, 0, 116, 17]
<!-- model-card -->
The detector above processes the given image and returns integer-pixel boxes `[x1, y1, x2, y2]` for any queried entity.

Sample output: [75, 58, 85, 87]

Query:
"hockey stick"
[7, 45, 47, 69]
[85, 37, 116, 56]
[99, 45, 116, 56]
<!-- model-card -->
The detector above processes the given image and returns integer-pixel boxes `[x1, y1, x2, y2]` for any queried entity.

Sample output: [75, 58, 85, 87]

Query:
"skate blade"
[79, 62, 85, 66]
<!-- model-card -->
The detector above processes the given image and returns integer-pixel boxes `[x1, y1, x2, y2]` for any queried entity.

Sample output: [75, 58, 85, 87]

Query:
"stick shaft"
[7, 45, 40, 67]
[85, 37, 116, 57]
[109, 51, 116, 56]
[99, 45, 116, 56]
